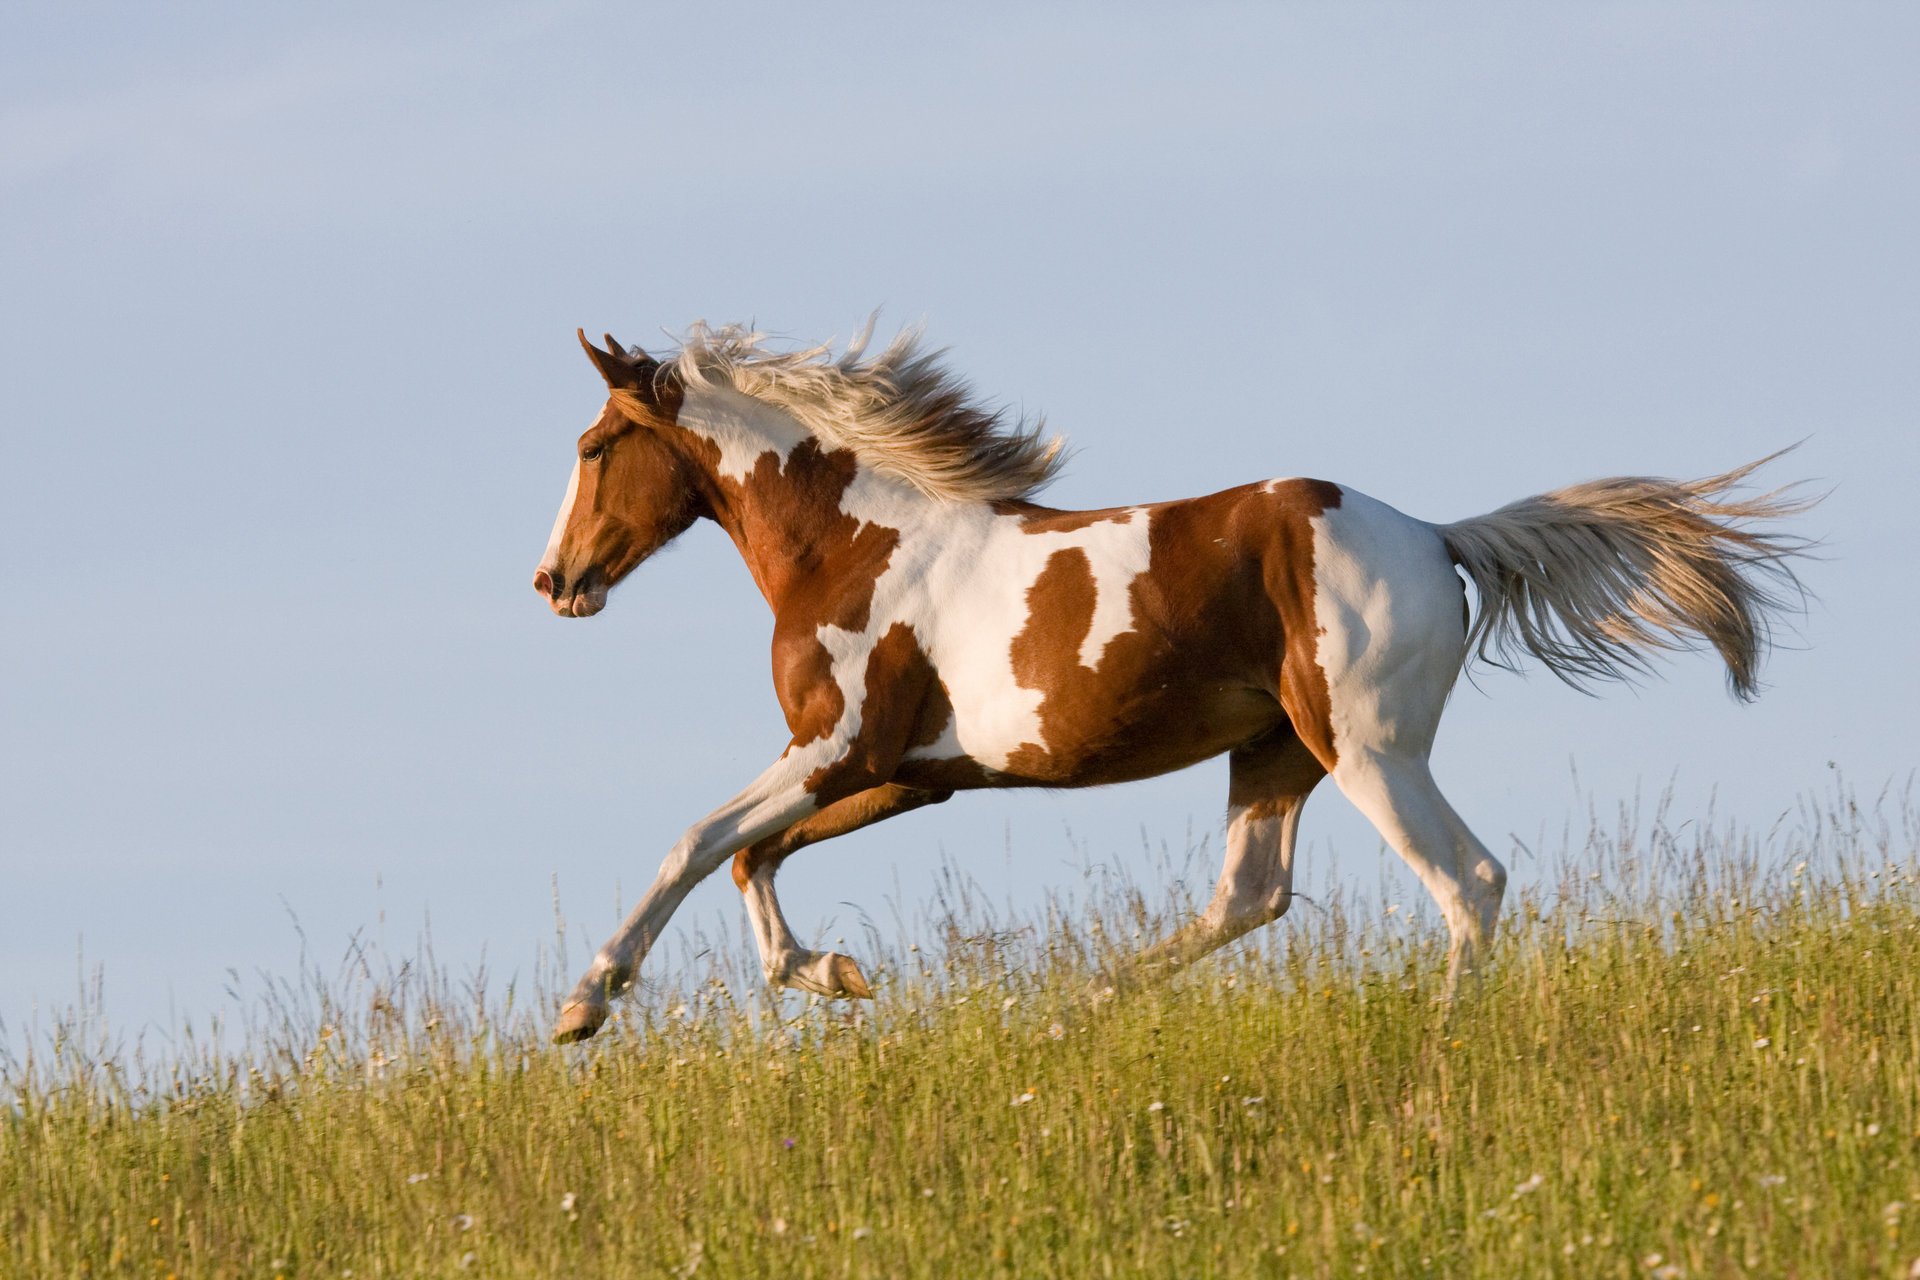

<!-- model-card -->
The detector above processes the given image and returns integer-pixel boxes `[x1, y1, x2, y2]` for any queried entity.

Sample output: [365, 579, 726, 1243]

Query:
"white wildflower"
[452, 1213, 475, 1232]
[560, 1191, 578, 1214]
[1148, 1100, 1166, 1113]
[1512, 1173, 1545, 1197]
[1753, 1037, 1771, 1049]
[406, 1172, 431, 1185]
[851, 1226, 873, 1240]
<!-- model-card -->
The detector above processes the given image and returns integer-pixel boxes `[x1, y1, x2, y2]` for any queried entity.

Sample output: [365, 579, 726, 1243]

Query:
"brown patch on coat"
[992, 500, 1136, 535]
[696, 440, 899, 747]
[995, 478, 1346, 784]
[907, 670, 957, 751]
[1227, 726, 1328, 819]
[892, 753, 1001, 790]
[731, 782, 952, 889]
[1009, 548, 1098, 688]
[1267, 479, 1342, 771]
[799, 622, 935, 798]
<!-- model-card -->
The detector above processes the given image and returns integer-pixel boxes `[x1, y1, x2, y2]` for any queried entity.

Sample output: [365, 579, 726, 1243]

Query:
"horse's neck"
[675, 384, 943, 613]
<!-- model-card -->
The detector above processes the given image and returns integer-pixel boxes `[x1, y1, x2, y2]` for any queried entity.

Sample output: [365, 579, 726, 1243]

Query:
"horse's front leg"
[553, 742, 871, 1043]
[733, 783, 951, 999]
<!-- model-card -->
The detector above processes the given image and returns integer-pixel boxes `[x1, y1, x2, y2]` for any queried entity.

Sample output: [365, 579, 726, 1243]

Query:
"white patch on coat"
[676, 382, 814, 483]
[1074, 510, 1153, 667]
[803, 476, 1155, 772]
[542, 459, 581, 565]
[1307, 487, 1464, 762]
[892, 506, 1154, 771]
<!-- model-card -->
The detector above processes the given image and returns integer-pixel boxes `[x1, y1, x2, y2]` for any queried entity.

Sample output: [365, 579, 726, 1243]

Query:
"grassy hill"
[7, 792, 1919, 1278]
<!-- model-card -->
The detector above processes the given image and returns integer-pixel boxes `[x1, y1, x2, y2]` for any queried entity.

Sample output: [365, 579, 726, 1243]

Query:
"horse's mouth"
[555, 588, 607, 618]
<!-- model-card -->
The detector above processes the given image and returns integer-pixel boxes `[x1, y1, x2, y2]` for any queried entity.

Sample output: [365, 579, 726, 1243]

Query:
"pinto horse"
[535, 322, 1808, 1044]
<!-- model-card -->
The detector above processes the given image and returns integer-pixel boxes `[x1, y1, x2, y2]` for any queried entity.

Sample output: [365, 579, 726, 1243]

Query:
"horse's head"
[533, 331, 707, 617]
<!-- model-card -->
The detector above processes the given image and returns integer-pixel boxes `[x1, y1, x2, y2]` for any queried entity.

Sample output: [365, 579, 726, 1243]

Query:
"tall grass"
[5, 784, 1919, 1279]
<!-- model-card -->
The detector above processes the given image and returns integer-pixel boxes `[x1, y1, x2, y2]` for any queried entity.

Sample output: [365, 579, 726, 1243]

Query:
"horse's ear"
[578, 328, 654, 391]
[605, 333, 652, 364]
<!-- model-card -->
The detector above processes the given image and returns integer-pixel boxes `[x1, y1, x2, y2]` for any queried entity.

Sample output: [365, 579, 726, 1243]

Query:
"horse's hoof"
[552, 1001, 607, 1044]
[830, 953, 873, 1000]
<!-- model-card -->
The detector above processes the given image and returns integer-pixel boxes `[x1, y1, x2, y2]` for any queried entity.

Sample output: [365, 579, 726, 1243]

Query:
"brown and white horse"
[535, 322, 1808, 1043]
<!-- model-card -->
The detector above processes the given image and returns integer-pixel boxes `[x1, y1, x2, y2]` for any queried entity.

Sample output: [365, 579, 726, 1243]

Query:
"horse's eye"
[581, 444, 604, 462]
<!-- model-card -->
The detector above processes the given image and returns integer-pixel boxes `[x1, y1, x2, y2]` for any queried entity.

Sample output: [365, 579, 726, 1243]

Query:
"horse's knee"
[1475, 854, 1508, 898]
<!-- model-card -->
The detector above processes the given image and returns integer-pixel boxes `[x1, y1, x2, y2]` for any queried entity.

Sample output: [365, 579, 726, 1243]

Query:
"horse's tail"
[1436, 449, 1817, 702]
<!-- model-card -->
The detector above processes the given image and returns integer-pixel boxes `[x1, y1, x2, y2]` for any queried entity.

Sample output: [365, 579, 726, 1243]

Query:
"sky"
[4, 3, 1917, 1046]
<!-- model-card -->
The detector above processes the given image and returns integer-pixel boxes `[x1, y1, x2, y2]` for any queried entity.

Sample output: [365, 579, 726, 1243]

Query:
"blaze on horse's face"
[533, 332, 705, 618]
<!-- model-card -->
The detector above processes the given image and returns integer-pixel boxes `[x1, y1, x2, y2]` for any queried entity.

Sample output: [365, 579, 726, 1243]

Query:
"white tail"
[1440, 450, 1816, 701]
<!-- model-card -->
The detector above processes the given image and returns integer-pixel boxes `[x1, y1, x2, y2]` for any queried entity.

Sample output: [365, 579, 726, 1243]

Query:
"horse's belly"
[902, 670, 1282, 790]
[1005, 682, 1284, 785]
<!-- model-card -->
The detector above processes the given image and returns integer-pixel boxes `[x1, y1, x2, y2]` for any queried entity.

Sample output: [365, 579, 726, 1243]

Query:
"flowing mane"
[666, 320, 1067, 503]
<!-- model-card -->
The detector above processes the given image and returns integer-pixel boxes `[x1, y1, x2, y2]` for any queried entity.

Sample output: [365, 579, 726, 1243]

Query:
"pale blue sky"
[4, 4, 1916, 1040]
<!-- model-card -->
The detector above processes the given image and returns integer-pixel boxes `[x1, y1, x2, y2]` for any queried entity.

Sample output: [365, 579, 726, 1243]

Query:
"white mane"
[664, 320, 1066, 504]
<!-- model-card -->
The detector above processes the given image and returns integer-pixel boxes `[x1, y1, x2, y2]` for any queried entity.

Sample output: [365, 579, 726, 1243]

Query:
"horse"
[534, 321, 1809, 1044]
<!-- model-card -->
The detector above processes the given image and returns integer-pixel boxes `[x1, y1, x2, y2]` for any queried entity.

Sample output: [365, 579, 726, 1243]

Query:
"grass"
[5, 785, 1920, 1278]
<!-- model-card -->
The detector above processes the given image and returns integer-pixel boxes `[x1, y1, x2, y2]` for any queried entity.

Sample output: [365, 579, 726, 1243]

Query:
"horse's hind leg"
[1306, 497, 1507, 993]
[1332, 751, 1506, 993]
[1135, 730, 1325, 969]
[734, 784, 951, 998]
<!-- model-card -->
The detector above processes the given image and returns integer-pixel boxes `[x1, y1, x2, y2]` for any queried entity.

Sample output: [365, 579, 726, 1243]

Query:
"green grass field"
[7, 790, 1919, 1278]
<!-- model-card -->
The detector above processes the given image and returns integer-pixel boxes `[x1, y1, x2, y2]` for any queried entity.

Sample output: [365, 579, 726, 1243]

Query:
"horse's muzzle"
[533, 566, 607, 618]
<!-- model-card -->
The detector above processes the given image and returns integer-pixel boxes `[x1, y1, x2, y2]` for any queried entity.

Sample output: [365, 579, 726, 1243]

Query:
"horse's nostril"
[534, 568, 557, 598]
